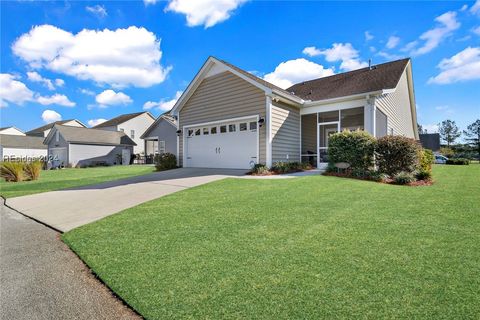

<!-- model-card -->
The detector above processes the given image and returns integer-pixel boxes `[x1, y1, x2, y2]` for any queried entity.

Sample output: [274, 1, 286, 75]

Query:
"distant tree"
[438, 120, 461, 147]
[463, 119, 480, 159]
[417, 123, 424, 134]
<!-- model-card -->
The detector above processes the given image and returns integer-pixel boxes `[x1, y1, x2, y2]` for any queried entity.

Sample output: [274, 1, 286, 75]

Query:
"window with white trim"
[130, 130, 135, 139]
[158, 140, 166, 154]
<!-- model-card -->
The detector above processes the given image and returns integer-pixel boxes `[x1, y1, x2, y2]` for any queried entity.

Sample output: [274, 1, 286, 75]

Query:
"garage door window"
[203, 128, 209, 135]
[220, 125, 227, 133]
[195, 129, 201, 136]
[229, 124, 236, 132]
[239, 123, 247, 131]
[249, 121, 257, 131]
[188, 129, 194, 137]
[211, 127, 217, 134]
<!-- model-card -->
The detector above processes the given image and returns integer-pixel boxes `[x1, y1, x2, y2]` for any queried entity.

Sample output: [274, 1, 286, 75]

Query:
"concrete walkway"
[0, 203, 140, 320]
[6, 168, 246, 232]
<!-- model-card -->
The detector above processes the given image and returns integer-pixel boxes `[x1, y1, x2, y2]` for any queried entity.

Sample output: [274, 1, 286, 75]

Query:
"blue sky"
[1, 0, 479, 133]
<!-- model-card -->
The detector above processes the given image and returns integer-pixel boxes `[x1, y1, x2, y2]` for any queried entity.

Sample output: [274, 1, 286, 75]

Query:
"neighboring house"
[93, 112, 155, 154]
[26, 119, 86, 137]
[0, 134, 47, 160]
[419, 133, 441, 152]
[170, 56, 418, 169]
[45, 125, 136, 168]
[140, 114, 177, 155]
[0, 127, 25, 136]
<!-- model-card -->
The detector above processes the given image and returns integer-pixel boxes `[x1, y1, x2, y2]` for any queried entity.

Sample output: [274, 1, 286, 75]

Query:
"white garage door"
[185, 118, 258, 169]
[50, 148, 67, 167]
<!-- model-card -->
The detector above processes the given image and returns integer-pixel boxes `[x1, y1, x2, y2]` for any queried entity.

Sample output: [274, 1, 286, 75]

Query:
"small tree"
[328, 130, 376, 172]
[438, 120, 461, 147]
[463, 119, 480, 160]
[376, 136, 420, 176]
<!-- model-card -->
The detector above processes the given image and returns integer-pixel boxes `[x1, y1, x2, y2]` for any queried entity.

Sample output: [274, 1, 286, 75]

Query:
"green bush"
[250, 164, 269, 175]
[376, 136, 420, 176]
[366, 170, 389, 182]
[1, 161, 25, 182]
[419, 149, 435, 172]
[24, 161, 42, 181]
[154, 153, 177, 171]
[328, 130, 376, 173]
[415, 169, 432, 181]
[271, 161, 303, 174]
[393, 171, 416, 185]
[440, 147, 455, 158]
[446, 158, 470, 165]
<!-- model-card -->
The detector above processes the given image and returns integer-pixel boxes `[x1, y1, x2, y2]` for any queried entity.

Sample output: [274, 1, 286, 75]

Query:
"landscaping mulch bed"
[323, 171, 433, 186]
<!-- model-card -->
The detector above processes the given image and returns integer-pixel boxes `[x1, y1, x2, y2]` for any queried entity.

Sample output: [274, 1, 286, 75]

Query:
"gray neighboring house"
[419, 133, 441, 152]
[0, 134, 47, 160]
[140, 114, 178, 156]
[26, 119, 86, 137]
[45, 125, 136, 168]
[93, 112, 155, 155]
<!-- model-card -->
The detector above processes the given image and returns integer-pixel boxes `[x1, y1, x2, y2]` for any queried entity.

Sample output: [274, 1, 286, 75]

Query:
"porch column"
[364, 98, 376, 137]
[265, 95, 273, 167]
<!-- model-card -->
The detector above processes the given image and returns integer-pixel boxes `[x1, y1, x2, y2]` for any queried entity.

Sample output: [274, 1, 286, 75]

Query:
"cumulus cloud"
[428, 46, 480, 84]
[364, 31, 374, 41]
[12, 25, 171, 88]
[86, 4, 107, 18]
[165, 0, 247, 28]
[37, 94, 76, 107]
[386, 36, 400, 49]
[263, 58, 335, 89]
[42, 109, 62, 123]
[303, 43, 368, 71]
[26, 71, 65, 90]
[143, 91, 183, 111]
[87, 118, 107, 127]
[144, 0, 158, 5]
[471, 0, 480, 14]
[405, 11, 460, 56]
[0, 73, 34, 106]
[79, 88, 95, 96]
[95, 89, 132, 107]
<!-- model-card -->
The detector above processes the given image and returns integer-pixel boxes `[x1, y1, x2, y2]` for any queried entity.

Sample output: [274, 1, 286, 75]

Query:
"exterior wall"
[0, 128, 25, 136]
[96, 126, 117, 132]
[0, 147, 47, 159]
[69, 143, 133, 166]
[374, 70, 415, 138]
[142, 119, 177, 155]
[271, 101, 300, 162]
[47, 132, 70, 166]
[178, 71, 266, 166]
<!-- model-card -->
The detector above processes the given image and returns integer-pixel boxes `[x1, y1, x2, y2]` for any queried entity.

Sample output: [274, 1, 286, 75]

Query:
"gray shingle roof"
[0, 134, 47, 149]
[287, 58, 410, 101]
[51, 125, 136, 146]
[93, 112, 154, 128]
[26, 120, 84, 136]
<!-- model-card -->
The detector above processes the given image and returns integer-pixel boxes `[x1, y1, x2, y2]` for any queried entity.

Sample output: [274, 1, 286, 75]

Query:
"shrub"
[328, 130, 376, 172]
[415, 169, 432, 181]
[24, 161, 42, 181]
[419, 149, 435, 172]
[250, 164, 269, 175]
[154, 153, 177, 171]
[376, 136, 420, 176]
[440, 147, 455, 158]
[393, 171, 416, 185]
[1, 162, 25, 182]
[368, 171, 389, 182]
[446, 158, 470, 165]
[271, 161, 303, 174]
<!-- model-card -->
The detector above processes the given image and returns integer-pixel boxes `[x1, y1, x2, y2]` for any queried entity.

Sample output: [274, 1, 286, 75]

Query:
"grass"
[63, 165, 480, 319]
[0, 165, 154, 198]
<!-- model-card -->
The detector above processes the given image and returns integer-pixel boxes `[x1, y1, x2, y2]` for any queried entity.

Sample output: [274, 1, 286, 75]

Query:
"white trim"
[266, 96, 272, 167]
[303, 90, 388, 107]
[301, 98, 366, 115]
[177, 113, 180, 166]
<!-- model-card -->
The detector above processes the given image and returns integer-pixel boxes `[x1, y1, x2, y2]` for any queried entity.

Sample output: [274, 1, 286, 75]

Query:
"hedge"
[376, 136, 420, 176]
[328, 130, 376, 172]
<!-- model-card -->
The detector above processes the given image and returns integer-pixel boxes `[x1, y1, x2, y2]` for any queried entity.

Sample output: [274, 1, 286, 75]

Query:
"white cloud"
[95, 89, 132, 107]
[303, 43, 368, 71]
[0, 73, 34, 106]
[460, 4, 468, 12]
[386, 36, 400, 49]
[87, 118, 107, 127]
[365, 31, 374, 41]
[407, 11, 460, 56]
[86, 5, 107, 18]
[473, 26, 480, 36]
[165, 0, 247, 28]
[42, 109, 62, 123]
[263, 58, 335, 89]
[471, 0, 480, 14]
[428, 46, 480, 84]
[377, 51, 404, 60]
[37, 93, 76, 107]
[79, 88, 95, 96]
[12, 25, 171, 88]
[55, 78, 65, 87]
[423, 124, 439, 133]
[143, 91, 182, 111]
[144, 0, 158, 5]
[27, 71, 55, 90]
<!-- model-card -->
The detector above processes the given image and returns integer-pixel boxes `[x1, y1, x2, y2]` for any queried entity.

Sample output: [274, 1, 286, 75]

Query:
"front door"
[318, 123, 339, 168]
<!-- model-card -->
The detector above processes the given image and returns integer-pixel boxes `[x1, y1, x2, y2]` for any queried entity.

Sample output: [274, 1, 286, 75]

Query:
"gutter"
[302, 89, 393, 107]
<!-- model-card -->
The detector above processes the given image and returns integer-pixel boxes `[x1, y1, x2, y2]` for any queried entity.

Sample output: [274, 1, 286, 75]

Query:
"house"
[93, 112, 155, 155]
[0, 134, 47, 160]
[0, 126, 25, 136]
[45, 125, 136, 168]
[140, 114, 177, 156]
[419, 133, 441, 152]
[170, 56, 418, 169]
[26, 119, 86, 137]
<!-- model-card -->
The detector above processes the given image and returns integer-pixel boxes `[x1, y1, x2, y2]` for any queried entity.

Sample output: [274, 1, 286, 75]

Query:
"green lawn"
[0, 165, 155, 198]
[63, 165, 480, 319]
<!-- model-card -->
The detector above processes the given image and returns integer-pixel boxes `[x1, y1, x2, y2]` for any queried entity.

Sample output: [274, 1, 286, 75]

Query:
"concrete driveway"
[6, 168, 246, 232]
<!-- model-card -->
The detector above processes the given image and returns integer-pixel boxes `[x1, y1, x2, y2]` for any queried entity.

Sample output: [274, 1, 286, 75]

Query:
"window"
[55, 131, 59, 142]
[220, 125, 227, 133]
[188, 129, 194, 137]
[211, 127, 217, 134]
[203, 128, 209, 135]
[195, 129, 201, 136]
[130, 130, 135, 139]
[228, 124, 236, 132]
[249, 121, 257, 131]
[239, 123, 247, 131]
[158, 140, 166, 154]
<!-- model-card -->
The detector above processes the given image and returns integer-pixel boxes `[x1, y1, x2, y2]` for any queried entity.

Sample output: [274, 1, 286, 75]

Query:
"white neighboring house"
[0, 134, 47, 160]
[93, 112, 155, 155]
[0, 127, 25, 136]
[26, 119, 86, 137]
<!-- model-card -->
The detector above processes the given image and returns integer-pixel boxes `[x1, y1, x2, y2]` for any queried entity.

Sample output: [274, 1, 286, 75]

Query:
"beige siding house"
[170, 56, 418, 169]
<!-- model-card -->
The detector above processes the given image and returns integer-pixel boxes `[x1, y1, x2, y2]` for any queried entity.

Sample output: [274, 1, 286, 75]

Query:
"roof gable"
[140, 114, 177, 139]
[26, 119, 86, 136]
[93, 112, 155, 128]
